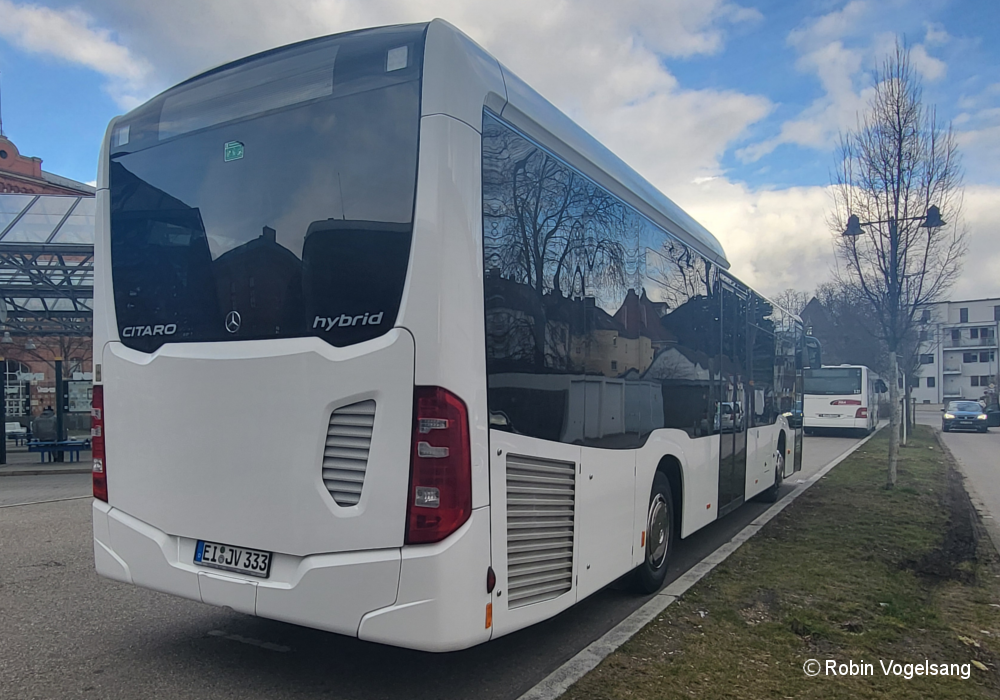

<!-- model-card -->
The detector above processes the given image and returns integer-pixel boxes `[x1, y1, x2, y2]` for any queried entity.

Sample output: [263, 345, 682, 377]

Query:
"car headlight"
[943, 413, 955, 419]
[978, 414, 988, 420]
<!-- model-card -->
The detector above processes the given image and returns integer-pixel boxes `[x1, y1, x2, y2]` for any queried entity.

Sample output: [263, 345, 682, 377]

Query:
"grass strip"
[563, 425, 1000, 699]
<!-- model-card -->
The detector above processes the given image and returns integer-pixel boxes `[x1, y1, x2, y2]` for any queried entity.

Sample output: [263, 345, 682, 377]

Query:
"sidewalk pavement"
[0, 441, 92, 476]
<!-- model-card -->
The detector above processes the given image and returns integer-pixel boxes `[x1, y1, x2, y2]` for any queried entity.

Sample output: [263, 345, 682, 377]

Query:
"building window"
[980, 351, 995, 363]
[610, 360, 618, 371]
[927, 377, 936, 388]
[984, 327, 995, 339]
[919, 329, 929, 341]
[964, 352, 978, 363]
[982, 376, 992, 386]
[952, 329, 961, 341]
[920, 353, 934, 364]
[995, 305, 1000, 322]
[921, 309, 931, 323]
[971, 328, 979, 339]
[960, 307, 969, 323]
[972, 376, 980, 387]
[612, 336, 617, 346]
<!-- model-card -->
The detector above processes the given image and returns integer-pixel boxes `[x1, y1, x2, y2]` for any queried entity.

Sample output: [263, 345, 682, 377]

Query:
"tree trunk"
[887, 351, 900, 488]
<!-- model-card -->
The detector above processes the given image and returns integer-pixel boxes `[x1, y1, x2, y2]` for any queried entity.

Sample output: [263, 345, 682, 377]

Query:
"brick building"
[0, 135, 94, 196]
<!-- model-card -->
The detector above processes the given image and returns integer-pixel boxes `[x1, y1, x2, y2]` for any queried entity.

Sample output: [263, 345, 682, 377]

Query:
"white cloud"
[670, 179, 1000, 303]
[923, 21, 950, 46]
[954, 186, 1000, 300]
[0, 0, 153, 108]
[908, 43, 946, 81]
[675, 180, 839, 295]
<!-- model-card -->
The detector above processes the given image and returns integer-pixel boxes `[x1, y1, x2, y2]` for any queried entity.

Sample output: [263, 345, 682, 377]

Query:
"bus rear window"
[803, 368, 863, 395]
[109, 26, 423, 353]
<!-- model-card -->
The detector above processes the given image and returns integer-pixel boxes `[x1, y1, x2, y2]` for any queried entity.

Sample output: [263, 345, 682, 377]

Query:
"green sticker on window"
[224, 141, 244, 162]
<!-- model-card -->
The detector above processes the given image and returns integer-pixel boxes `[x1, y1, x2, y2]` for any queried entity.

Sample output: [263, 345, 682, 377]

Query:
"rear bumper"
[93, 500, 492, 651]
[804, 416, 867, 430]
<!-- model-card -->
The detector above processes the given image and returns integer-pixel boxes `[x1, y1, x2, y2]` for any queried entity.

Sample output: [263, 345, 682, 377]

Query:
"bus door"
[718, 277, 749, 517]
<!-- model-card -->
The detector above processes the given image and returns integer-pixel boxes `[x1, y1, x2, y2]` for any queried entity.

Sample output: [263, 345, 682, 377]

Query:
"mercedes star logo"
[225, 310, 242, 334]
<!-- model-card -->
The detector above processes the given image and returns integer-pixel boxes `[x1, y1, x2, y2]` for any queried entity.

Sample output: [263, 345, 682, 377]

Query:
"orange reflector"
[641, 531, 646, 547]
[486, 602, 493, 629]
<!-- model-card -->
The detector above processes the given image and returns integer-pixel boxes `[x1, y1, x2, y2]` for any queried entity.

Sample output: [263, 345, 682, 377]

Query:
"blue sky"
[0, 0, 997, 297]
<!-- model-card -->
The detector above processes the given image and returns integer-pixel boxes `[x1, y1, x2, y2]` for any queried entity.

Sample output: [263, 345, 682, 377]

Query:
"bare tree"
[811, 281, 889, 372]
[830, 42, 966, 487]
[772, 288, 810, 315]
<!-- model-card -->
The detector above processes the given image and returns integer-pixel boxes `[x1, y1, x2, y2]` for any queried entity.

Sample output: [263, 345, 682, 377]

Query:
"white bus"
[803, 365, 885, 436]
[91, 20, 817, 652]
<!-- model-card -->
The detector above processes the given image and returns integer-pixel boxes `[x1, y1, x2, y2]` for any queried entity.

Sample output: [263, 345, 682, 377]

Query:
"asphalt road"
[916, 405, 1000, 525]
[0, 433, 861, 700]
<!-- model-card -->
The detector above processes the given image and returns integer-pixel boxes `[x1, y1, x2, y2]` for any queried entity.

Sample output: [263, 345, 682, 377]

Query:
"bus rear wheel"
[632, 472, 674, 594]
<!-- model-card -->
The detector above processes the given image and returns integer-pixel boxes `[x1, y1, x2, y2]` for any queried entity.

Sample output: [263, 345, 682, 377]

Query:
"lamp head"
[843, 214, 864, 237]
[921, 205, 945, 228]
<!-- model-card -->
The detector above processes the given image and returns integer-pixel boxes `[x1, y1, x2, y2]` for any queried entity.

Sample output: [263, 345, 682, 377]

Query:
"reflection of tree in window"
[483, 115, 631, 370]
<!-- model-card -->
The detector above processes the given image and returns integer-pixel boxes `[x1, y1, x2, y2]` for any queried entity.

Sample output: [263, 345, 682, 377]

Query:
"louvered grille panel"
[506, 454, 575, 609]
[323, 400, 375, 506]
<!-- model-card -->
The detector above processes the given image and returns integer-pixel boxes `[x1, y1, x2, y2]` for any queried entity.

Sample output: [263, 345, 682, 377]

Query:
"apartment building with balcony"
[912, 297, 1000, 404]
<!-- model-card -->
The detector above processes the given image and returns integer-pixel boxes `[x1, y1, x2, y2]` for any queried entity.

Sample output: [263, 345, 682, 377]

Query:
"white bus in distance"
[91, 20, 819, 652]
[803, 365, 886, 437]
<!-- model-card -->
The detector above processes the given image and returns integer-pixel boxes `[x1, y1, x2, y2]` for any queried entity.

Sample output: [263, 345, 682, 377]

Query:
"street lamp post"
[842, 206, 946, 444]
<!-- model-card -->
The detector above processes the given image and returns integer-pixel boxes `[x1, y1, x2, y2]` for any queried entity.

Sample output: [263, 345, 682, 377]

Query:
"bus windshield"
[803, 368, 863, 395]
[109, 27, 424, 353]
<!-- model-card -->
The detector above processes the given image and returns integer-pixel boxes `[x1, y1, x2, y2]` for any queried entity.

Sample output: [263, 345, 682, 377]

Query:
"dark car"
[941, 401, 989, 433]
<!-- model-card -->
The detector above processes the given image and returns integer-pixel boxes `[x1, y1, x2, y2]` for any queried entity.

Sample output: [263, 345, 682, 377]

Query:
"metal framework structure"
[0, 194, 94, 337]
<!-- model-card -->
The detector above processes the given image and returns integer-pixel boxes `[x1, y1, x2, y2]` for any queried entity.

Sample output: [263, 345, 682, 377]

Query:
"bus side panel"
[399, 114, 491, 510]
[577, 446, 635, 599]
[744, 424, 779, 500]
[488, 431, 581, 639]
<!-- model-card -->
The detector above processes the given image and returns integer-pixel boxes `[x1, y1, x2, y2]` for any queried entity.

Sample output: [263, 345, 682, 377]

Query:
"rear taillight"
[855, 407, 868, 419]
[92, 385, 107, 502]
[831, 399, 861, 405]
[405, 386, 471, 545]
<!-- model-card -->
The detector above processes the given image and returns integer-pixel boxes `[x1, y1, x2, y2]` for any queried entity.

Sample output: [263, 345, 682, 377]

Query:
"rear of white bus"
[803, 367, 872, 434]
[91, 24, 493, 652]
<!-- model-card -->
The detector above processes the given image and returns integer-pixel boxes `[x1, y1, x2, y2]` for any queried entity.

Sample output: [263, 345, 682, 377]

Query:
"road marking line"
[207, 629, 291, 653]
[0, 495, 91, 509]
[517, 426, 885, 700]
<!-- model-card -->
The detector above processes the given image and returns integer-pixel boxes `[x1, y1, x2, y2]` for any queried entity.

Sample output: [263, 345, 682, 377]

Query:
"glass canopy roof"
[0, 194, 95, 244]
[0, 194, 94, 337]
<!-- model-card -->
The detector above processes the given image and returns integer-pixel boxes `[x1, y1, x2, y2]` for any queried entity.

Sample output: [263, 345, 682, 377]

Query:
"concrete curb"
[931, 427, 1000, 558]
[0, 468, 91, 477]
[517, 425, 887, 700]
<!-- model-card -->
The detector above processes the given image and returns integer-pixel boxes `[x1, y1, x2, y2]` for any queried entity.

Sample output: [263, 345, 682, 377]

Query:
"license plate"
[195, 540, 271, 578]
[818, 414, 840, 418]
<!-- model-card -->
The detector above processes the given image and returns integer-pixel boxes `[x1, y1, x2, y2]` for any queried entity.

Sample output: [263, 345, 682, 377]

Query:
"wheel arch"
[776, 429, 789, 477]
[655, 454, 683, 534]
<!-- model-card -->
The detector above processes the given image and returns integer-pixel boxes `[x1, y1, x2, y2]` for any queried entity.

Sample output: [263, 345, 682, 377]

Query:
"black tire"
[757, 448, 785, 503]
[632, 472, 675, 594]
